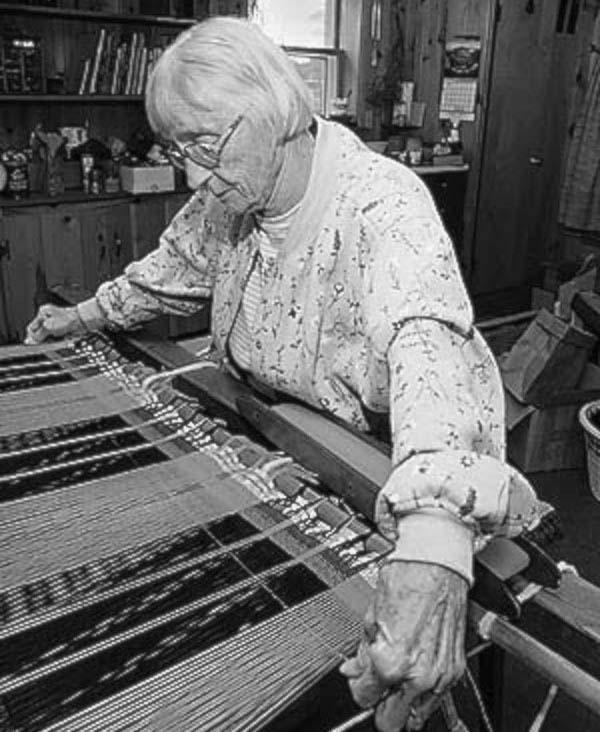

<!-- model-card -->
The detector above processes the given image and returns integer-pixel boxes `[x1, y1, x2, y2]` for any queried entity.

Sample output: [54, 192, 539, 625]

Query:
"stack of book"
[78, 28, 166, 96]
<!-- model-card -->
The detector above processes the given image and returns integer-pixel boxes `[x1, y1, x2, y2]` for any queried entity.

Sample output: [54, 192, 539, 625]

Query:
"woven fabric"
[0, 336, 381, 732]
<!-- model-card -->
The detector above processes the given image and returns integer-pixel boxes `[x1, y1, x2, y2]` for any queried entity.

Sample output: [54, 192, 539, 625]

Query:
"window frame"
[285, 46, 342, 116]
[251, 0, 344, 115]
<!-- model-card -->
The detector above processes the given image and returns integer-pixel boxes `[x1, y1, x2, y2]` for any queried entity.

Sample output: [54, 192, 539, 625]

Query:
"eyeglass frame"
[164, 114, 244, 171]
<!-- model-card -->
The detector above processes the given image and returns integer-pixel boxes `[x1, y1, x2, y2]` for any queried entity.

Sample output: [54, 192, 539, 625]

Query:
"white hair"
[145, 17, 313, 143]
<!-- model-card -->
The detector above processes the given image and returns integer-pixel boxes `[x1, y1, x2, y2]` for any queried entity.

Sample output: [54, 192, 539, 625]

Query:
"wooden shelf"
[0, 94, 144, 102]
[0, 3, 196, 26]
[413, 164, 470, 176]
[0, 187, 189, 209]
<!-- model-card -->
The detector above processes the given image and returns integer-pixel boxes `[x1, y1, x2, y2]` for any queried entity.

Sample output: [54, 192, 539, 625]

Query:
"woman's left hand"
[340, 561, 468, 731]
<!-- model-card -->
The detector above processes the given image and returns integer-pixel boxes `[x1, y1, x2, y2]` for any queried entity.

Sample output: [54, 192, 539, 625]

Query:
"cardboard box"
[507, 363, 600, 473]
[120, 165, 174, 194]
[501, 308, 597, 405]
[530, 286, 556, 312]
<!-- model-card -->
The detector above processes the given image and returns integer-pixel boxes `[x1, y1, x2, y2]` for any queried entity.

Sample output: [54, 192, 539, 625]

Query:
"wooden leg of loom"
[478, 645, 505, 731]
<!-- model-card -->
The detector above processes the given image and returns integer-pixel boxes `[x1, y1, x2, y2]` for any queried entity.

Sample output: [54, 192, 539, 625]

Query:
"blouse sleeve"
[362, 179, 541, 584]
[78, 190, 225, 331]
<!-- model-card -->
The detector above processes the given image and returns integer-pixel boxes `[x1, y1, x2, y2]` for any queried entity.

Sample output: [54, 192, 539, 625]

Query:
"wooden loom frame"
[115, 330, 600, 729]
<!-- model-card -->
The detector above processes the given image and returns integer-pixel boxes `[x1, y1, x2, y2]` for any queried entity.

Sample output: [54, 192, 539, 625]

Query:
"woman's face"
[178, 111, 283, 216]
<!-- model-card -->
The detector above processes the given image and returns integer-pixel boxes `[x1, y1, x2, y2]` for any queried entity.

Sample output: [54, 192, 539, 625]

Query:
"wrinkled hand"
[24, 304, 85, 345]
[340, 561, 468, 731]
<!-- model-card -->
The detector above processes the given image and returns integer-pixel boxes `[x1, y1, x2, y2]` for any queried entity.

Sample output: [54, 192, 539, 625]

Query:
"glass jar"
[2, 151, 29, 199]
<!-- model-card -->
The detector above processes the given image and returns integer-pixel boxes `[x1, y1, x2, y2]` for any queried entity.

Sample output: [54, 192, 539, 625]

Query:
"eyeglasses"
[165, 114, 244, 171]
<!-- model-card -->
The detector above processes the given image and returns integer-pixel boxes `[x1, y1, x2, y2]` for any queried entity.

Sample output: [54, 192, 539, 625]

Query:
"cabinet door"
[78, 202, 133, 289]
[130, 196, 167, 260]
[40, 209, 87, 295]
[0, 210, 44, 342]
[108, 203, 134, 277]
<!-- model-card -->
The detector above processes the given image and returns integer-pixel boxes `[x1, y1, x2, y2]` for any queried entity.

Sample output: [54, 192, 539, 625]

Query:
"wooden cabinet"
[0, 209, 44, 342]
[0, 191, 211, 343]
[130, 196, 168, 260]
[81, 202, 133, 285]
[39, 209, 87, 293]
[0, 1, 239, 343]
[39, 201, 132, 296]
[417, 167, 469, 268]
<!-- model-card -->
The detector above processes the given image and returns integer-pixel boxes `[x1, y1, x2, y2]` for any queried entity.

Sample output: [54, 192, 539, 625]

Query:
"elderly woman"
[26, 17, 540, 732]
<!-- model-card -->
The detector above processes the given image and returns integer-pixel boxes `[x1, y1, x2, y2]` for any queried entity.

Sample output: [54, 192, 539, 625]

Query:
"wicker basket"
[578, 400, 600, 500]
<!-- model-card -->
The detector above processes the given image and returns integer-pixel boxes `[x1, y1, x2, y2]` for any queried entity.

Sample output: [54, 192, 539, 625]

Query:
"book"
[124, 32, 138, 94]
[78, 58, 91, 95]
[130, 33, 146, 96]
[115, 41, 129, 94]
[88, 28, 106, 94]
[97, 30, 115, 95]
[110, 44, 124, 95]
[136, 46, 148, 95]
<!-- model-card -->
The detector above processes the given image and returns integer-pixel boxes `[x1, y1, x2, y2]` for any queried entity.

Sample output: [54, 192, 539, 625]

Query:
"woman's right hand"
[24, 304, 86, 345]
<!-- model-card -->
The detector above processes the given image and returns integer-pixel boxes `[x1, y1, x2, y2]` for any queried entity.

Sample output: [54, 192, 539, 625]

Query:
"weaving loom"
[0, 334, 389, 731]
[2, 332, 600, 731]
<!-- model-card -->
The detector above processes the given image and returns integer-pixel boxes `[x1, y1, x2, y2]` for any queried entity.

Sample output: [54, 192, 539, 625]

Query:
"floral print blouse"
[78, 118, 541, 583]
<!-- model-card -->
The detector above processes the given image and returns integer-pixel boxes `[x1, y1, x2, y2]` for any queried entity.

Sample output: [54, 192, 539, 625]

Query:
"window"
[250, 0, 341, 116]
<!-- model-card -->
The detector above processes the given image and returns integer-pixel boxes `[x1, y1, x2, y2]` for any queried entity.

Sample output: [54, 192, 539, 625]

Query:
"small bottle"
[448, 122, 462, 154]
[90, 167, 103, 195]
[81, 153, 94, 194]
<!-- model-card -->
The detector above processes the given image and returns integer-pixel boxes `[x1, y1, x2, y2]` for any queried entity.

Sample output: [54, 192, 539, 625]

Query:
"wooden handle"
[469, 600, 600, 716]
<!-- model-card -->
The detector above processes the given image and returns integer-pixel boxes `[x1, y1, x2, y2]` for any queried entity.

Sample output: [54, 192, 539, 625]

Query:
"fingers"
[375, 684, 421, 732]
[340, 643, 387, 708]
[24, 311, 49, 345]
[24, 304, 80, 345]
[26, 304, 56, 344]
[405, 691, 445, 731]
[343, 564, 469, 732]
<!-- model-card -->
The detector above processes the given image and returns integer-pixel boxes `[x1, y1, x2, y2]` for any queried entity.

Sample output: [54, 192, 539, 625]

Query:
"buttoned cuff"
[386, 509, 475, 585]
[76, 298, 107, 332]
